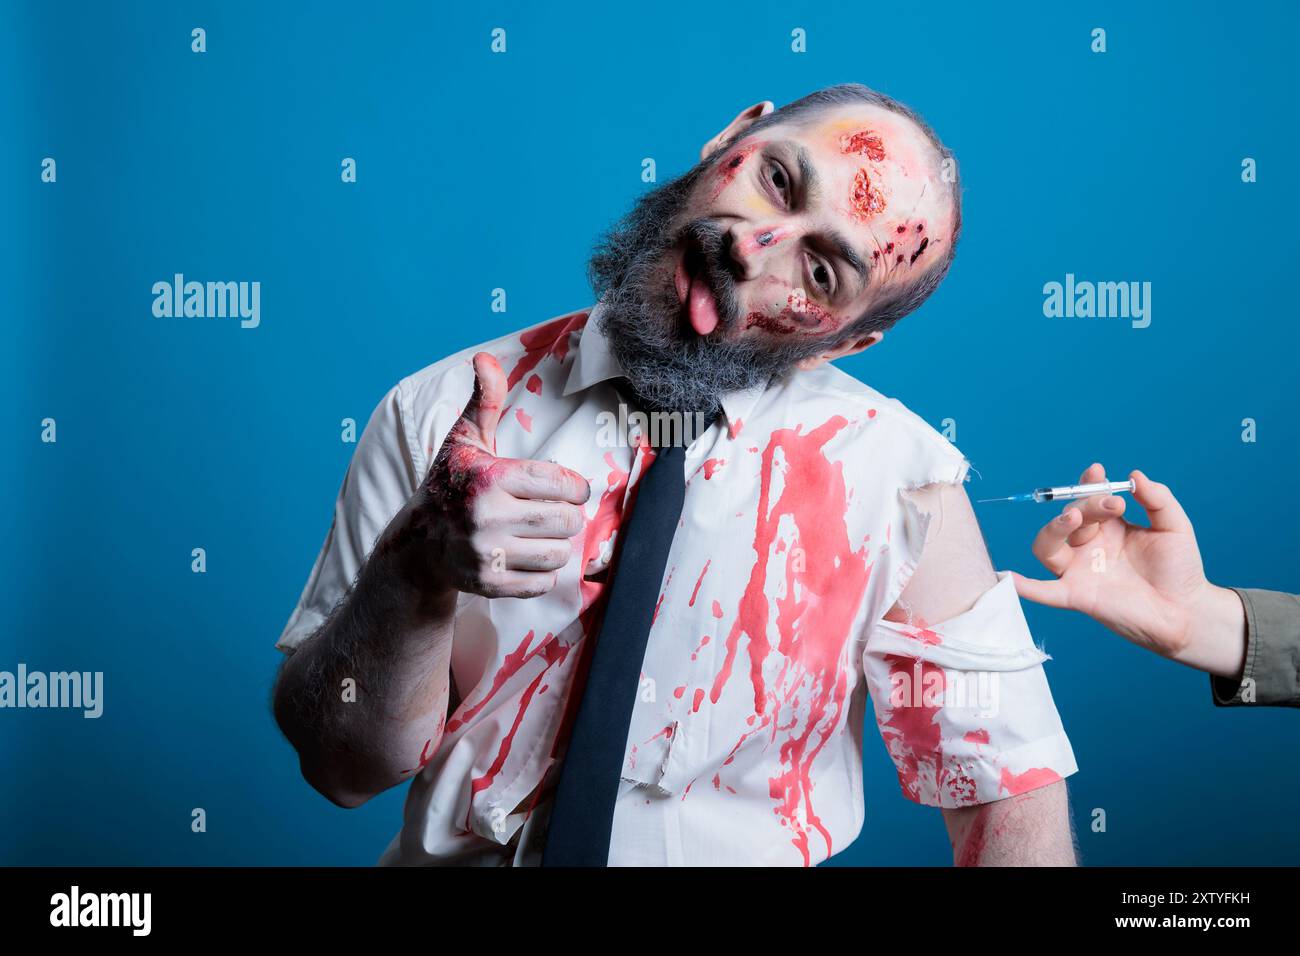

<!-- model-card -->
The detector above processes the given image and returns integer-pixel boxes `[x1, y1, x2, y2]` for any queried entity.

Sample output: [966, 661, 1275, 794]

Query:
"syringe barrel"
[1038, 479, 1135, 502]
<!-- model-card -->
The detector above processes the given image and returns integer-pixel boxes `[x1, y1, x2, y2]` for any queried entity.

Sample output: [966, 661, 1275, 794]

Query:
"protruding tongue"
[687, 275, 720, 336]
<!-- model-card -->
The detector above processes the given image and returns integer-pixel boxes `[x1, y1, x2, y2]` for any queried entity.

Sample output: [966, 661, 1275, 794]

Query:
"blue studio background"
[3, 1, 1297, 865]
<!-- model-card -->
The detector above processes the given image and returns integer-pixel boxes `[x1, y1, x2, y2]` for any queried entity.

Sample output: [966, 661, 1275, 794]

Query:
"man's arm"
[272, 546, 458, 808]
[942, 780, 1075, 866]
[885, 480, 1077, 866]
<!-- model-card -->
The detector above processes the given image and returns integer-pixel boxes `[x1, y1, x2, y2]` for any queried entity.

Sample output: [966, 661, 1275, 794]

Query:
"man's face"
[674, 104, 955, 341]
[590, 101, 955, 416]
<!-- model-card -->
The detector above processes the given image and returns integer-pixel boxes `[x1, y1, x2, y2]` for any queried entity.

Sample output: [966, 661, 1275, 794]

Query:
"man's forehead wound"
[777, 113, 946, 283]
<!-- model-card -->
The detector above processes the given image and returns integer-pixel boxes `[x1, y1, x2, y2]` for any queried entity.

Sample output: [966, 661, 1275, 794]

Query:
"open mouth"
[673, 239, 721, 337]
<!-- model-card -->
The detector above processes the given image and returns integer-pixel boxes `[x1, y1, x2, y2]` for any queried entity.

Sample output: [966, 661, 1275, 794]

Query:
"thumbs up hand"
[374, 352, 592, 601]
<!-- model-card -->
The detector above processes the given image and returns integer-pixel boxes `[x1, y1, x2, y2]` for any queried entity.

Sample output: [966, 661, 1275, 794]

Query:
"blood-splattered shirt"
[276, 304, 1078, 866]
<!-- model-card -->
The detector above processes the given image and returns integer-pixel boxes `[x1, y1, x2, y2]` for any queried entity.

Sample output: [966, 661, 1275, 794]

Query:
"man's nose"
[727, 224, 796, 281]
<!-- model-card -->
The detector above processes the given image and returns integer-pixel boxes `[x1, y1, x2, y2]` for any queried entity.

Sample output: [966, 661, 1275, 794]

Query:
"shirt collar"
[564, 301, 770, 439]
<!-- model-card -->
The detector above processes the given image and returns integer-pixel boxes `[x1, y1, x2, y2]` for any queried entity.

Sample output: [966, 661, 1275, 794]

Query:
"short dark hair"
[727, 83, 962, 343]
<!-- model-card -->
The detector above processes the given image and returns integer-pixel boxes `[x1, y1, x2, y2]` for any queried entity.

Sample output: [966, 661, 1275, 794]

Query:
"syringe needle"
[976, 492, 1037, 504]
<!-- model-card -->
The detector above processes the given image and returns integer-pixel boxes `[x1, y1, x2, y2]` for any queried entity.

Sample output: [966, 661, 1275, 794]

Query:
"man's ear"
[700, 101, 775, 162]
[794, 330, 884, 371]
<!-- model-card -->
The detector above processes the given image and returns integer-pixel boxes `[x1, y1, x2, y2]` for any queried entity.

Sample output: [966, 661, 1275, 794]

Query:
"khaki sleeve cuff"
[1210, 588, 1300, 708]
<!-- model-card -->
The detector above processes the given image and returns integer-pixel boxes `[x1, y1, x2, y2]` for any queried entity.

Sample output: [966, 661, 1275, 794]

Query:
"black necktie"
[540, 421, 688, 867]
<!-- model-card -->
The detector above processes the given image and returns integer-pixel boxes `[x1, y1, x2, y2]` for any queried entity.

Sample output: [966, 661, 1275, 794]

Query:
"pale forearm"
[944, 781, 1076, 866]
[1172, 583, 1247, 679]
[273, 548, 456, 807]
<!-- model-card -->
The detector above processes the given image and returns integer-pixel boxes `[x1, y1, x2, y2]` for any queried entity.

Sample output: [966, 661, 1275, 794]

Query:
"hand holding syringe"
[997, 463, 1248, 681]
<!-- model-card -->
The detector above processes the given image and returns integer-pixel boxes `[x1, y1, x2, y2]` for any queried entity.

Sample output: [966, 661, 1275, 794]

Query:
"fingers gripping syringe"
[977, 479, 1135, 504]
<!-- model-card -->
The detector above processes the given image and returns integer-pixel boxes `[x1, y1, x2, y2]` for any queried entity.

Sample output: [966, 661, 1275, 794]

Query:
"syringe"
[977, 479, 1135, 504]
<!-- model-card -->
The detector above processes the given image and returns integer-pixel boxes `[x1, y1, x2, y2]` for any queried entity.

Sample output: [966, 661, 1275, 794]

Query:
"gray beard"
[588, 156, 834, 418]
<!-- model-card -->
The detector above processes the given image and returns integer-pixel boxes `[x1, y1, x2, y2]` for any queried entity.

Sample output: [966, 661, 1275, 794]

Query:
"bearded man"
[272, 84, 1078, 867]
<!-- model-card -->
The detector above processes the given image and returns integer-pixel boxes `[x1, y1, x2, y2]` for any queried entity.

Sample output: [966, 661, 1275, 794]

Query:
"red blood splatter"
[947, 762, 980, 805]
[690, 634, 711, 661]
[956, 807, 992, 866]
[645, 723, 675, 743]
[414, 737, 435, 771]
[708, 416, 872, 864]
[712, 599, 724, 619]
[712, 141, 761, 198]
[999, 766, 1061, 796]
[849, 167, 887, 222]
[964, 729, 990, 745]
[515, 408, 533, 433]
[579, 451, 636, 614]
[902, 621, 943, 646]
[728, 418, 744, 439]
[689, 560, 710, 607]
[673, 685, 686, 699]
[867, 409, 876, 419]
[468, 637, 570, 805]
[447, 630, 543, 733]
[702, 457, 725, 479]
[743, 297, 841, 336]
[651, 564, 675, 626]
[692, 688, 705, 713]
[504, 310, 588, 391]
[880, 655, 946, 802]
[525, 373, 543, 395]
[839, 130, 886, 162]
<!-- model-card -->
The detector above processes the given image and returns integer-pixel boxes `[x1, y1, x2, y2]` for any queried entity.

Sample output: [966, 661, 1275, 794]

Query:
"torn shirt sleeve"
[861, 572, 1079, 808]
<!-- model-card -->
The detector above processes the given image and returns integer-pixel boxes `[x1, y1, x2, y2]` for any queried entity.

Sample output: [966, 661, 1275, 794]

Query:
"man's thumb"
[462, 352, 508, 453]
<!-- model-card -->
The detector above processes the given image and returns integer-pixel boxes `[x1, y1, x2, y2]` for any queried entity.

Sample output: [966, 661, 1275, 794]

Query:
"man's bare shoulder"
[889, 480, 997, 623]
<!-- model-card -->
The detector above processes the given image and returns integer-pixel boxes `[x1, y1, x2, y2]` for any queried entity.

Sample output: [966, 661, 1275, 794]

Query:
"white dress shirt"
[276, 304, 1078, 866]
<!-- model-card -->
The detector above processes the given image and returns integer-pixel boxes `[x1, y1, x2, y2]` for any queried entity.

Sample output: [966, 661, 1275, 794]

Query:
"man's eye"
[810, 258, 833, 293]
[768, 163, 790, 202]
